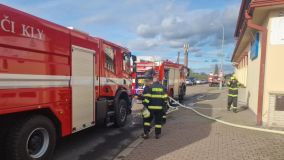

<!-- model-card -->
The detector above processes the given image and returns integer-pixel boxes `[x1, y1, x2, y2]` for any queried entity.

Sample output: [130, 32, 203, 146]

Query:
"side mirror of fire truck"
[132, 55, 137, 62]
[132, 55, 137, 72]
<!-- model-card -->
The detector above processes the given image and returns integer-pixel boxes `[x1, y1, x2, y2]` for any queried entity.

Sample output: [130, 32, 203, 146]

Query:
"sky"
[2, 0, 242, 74]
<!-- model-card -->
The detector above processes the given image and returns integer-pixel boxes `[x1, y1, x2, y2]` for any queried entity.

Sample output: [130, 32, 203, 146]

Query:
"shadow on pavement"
[54, 115, 143, 160]
[236, 105, 249, 113]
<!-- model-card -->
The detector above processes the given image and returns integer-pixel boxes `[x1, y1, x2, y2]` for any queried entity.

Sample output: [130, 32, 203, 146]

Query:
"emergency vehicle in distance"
[132, 58, 187, 101]
[0, 4, 136, 160]
[208, 73, 224, 87]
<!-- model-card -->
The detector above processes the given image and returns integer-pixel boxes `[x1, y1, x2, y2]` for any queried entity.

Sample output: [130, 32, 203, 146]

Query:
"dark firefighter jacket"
[143, 82, 168, 110]
[227, 80, 240, 97]
[142, 85, 151, 106]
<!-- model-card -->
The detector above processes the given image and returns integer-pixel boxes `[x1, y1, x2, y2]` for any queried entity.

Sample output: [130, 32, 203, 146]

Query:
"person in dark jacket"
[141, 78, 152, 139]
[142, 75, 168, 139]
[227, 76, 240, 113]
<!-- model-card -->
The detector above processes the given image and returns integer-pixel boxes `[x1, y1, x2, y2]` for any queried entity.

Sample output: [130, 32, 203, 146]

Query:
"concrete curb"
[113, 137, 144, 160]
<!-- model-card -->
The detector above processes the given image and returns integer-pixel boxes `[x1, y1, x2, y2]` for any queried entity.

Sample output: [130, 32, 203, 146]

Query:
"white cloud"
[137, 24, 159, 38]
[128, 39, 160, 50]
[3, 0, 240, 73]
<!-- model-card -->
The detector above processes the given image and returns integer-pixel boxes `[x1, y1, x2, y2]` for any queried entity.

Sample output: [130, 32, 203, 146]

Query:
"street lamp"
[211, 23, 225, 90]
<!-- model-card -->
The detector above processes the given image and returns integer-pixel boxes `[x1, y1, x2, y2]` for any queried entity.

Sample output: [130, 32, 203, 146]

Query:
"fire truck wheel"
[115, 99, 128, 127]
[6, 115, 56, 160]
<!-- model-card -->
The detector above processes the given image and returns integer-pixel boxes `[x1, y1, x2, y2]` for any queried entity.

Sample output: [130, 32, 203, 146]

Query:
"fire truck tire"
[6, 115, 56, 160]
[115, 99, 128, 127]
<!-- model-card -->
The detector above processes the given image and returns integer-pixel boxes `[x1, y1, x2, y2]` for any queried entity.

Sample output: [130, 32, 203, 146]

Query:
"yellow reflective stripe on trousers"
[148, 106, 163, 110]
[228, 94, 238, 97]
[163, 115, 166, 118]
[155, 125, 162, 128]
[152, 88, 163, 92]
[143, 99, 150, 103]
[229, 87, 238, 90]
[144, 122, 151, 126]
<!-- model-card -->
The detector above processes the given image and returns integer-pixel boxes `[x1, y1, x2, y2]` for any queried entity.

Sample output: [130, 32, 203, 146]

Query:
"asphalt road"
[54, 113, 143, 160]
[54, 84, 211, 160]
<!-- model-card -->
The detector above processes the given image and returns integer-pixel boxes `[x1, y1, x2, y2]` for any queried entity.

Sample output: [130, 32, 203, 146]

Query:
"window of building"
[275, 95, 284, 111]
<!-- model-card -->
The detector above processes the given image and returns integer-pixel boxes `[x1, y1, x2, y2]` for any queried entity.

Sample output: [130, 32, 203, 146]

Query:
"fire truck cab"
[0, 4, 135, 160]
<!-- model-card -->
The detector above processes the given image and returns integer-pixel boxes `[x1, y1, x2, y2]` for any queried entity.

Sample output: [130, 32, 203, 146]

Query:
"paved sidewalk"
[189, 88, 258, 127]
[123, 87, 284, 160]
[124, 107, 284, 160]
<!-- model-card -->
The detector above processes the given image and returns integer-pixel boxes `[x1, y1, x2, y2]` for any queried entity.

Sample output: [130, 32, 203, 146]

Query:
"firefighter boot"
[227, 106, 231, 111]
[155, 134, 161, 139]
[162, 115, 166, 125]
[233, 107, 237, 113]
[142, 133, 149, 139]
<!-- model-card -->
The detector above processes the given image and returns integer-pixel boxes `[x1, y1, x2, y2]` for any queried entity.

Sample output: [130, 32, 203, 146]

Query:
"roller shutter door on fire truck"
[71, 46, 95, 132]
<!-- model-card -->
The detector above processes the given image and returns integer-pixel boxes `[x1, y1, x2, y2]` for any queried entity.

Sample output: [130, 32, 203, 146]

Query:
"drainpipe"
[245, 11, 268, 125]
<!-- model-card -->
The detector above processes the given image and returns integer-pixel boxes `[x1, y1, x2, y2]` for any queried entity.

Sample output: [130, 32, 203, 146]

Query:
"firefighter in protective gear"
[141, 78, 152, 139]
[227, 76, 240, 113]
[143, 76, 168, 139]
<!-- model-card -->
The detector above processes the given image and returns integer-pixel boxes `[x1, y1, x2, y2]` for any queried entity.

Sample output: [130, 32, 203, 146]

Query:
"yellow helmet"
[231, 76, 236, 80]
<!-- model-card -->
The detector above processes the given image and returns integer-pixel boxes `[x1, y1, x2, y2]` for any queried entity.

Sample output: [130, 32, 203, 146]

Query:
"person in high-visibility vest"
[142, 74, 168, 139]
[227, 76, 240, 113]
[141, 78, 152, 139]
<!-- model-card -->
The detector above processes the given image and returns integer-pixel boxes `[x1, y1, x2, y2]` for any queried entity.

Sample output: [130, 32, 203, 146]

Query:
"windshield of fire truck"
[123, 53, 131, 74]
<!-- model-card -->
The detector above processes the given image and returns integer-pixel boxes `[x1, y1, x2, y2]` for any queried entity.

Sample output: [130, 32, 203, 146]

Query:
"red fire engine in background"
[0, 4, 136, 160]
[208, 73, 224, 87]
[132, 59, 187, 101]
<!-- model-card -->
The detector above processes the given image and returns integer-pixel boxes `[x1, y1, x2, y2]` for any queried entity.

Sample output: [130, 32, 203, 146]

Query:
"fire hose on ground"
[169, 97, 284, 135]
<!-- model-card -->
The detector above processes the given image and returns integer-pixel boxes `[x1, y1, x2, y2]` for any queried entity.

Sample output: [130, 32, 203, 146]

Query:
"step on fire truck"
[0, 4, 136, 160]
[132, 58, 187, 101]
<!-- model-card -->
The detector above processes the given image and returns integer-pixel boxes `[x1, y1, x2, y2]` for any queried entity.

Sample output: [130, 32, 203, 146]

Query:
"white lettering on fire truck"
[0, 15, 15, 33]
[1, 15, 44, 40]
[22, 24, 44, 40]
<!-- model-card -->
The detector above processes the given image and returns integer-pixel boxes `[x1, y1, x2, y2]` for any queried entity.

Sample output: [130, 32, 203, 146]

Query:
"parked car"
[200, 80, 208, 84]
[186, 79, 193, 86]
[189, 77, 197, 85]
[196, 80, 201, 85]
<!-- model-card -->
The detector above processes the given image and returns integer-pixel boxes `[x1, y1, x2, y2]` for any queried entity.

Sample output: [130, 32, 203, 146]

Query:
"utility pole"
[184, 43, 189, 67]
[219, 24, 225, 90]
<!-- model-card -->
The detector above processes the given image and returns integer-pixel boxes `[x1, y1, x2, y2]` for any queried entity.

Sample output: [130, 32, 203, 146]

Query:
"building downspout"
[245, 11, 268, 125]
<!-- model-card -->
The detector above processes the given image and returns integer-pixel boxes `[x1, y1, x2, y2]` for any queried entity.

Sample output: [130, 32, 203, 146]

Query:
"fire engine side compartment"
[0, 4, 73, 136]
[163, 62, 181, 98]
[71, 45, 95, 133]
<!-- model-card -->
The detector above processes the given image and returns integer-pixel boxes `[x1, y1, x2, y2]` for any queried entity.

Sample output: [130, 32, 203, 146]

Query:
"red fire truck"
[132, 59, 187, 100]
[208, 73, 224, 87]
[132, 61, 156, 95]
[0, 4, 136, 160]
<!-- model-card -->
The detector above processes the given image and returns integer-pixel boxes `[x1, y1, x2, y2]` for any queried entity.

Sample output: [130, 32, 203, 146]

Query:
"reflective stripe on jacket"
[227, 80, 239, 97]
[148, 82, 167, 110]
[142, 86, 151, 106]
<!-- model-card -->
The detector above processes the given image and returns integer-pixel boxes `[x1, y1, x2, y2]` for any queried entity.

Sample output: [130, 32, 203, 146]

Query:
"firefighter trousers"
[143, 109, 163, 135]
[228, 96, 237, 108]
